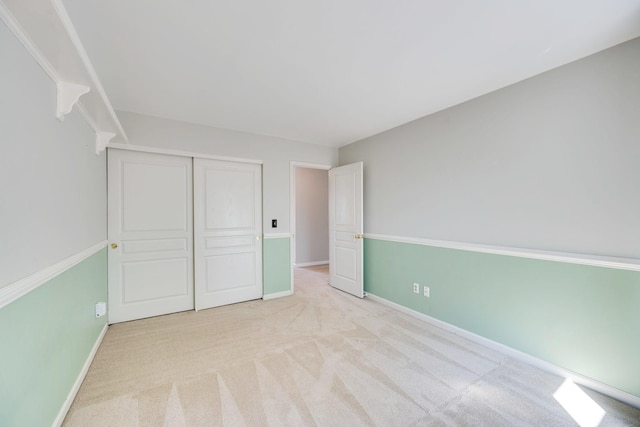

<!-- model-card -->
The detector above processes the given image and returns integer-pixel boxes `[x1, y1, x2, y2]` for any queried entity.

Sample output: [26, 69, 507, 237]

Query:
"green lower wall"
[365, 238, 640, 398]
[263, 238, 291, 295]
[0, 249, 108, 426]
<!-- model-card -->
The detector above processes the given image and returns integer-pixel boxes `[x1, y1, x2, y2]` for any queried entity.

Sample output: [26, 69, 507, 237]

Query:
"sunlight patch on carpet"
[553, 379, 605, 427]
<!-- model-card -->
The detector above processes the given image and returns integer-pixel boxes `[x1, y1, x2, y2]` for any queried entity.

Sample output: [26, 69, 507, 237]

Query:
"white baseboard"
[263, 290, 293, 300]
[52, 323, 108, 427]
[365, 292, 640, 409]
[294, 261, 329, 267]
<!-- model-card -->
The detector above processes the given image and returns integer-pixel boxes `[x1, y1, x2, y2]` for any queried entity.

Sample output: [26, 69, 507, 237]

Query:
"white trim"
[262, 290, 293, 300]
[290, 161, 333, 171]
[95, 131, 116, 155]
[365, 233, 640, 272]
[49, 0, 128, 142]
[0, 241, 108, 310]
[365, 292, 640, 409]
[0, 1, 60, 83]
[75, 106, 115, 155]
[108, 143, 263, 165]
[0, 0, 128, 144]
[294, 261, 329, 267]
[52, 323, 108, 427]
[263, 233, 291, 239]
[55, 82, 90, 121]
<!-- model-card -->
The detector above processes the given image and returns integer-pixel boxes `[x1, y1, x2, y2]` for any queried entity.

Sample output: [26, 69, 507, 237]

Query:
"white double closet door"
[108, 150, 262, 324]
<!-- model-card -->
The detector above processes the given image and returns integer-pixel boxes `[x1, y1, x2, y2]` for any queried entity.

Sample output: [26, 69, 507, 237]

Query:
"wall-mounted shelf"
[0, 0, 128, 153]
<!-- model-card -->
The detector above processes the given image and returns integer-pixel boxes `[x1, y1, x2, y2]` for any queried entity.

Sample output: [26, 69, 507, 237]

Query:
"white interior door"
[194, 159, 262, 310]
[329, 162, 364, 298]
[108, 149, 194, 323]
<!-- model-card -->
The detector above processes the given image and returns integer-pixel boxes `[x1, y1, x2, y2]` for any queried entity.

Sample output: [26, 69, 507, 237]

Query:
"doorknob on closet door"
[354, 234, 364, 239]
[111, 243, 118, 249]
[256, 236, 261, 240]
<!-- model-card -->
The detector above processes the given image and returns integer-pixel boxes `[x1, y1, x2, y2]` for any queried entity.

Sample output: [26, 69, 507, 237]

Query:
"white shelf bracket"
[56, 82, 90, 121]
[95, 131, 115, 155]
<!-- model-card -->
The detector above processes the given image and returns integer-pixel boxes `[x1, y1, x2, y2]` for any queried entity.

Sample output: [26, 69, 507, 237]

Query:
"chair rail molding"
[0, 240, 108, 310]
[0, 0, 128, 153]
[263, 233, 292, 239]
[365, 233, 640, 272]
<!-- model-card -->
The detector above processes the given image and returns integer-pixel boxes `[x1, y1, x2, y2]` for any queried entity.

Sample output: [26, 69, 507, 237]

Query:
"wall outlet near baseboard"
[424, 286, 430, 297]
[95, 302, 107, 318]
[413, 282, 420, 294]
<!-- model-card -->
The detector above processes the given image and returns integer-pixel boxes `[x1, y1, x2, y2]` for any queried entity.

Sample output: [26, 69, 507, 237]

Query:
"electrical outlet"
[95, 302, 107, 318]
[413, 282, 419, 294]
[424, 286, 430, 297]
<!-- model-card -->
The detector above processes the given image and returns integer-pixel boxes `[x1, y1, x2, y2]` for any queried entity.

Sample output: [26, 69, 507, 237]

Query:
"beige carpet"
[64, 266, 640, 426]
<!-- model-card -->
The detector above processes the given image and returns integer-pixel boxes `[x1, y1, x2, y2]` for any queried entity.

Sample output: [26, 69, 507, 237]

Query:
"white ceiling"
[62, 0, 640, 147]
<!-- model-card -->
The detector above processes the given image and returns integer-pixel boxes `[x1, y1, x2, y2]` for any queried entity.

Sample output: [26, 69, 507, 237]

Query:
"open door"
[329, 162, 364, 298]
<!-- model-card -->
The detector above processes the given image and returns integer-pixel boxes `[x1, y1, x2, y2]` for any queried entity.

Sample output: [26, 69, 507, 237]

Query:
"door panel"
[121, 238, 188, 254]
[329, 162, 364, 298]
[108, 150, 194, 323]
[122, 161, 189, 231]
[335, 173, 356, 225]
[204, 168, 256, 229]
[121, 258, 189, 302]
[205, 252, 256, 291]
[194, 159, 262, 310]
[335, 247, 357, 280]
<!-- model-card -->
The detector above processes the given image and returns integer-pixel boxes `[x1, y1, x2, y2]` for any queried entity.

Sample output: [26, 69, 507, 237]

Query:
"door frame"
[289, 161, 332, 294]
[108, 143, 263, 166]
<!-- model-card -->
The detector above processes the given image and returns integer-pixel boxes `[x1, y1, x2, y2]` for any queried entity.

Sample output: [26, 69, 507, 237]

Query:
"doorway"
[290, 162, 331, 293]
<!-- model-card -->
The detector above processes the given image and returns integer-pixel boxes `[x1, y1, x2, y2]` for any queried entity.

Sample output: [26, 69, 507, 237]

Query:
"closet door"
[108, 149, 194, 323]
[194, 159, 262, 310]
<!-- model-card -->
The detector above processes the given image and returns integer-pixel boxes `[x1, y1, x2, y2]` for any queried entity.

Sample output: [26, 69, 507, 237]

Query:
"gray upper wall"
[295, 167, 329, 264]
[116, 111, 338, 234]
[339, 37, 640, 259]
[0, 21, 107, 289]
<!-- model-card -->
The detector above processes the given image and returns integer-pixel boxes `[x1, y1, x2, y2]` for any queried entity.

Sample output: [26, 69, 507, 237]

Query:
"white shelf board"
[0, 0, 128, 148]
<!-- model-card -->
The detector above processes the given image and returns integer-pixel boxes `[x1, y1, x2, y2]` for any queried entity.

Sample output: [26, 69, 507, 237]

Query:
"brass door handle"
[256, 236, 261, 240]
[355, 234, 364, 239]
[111, 243, 118, 249]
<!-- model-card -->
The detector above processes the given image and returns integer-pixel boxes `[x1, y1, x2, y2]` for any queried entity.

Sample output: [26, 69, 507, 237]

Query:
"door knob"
[354, 234, 364, 239]
[111, 243, 118, 249]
